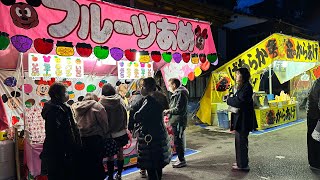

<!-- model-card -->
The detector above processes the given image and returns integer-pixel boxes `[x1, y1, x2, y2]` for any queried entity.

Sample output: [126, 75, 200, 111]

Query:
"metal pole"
[269, 65, 272, 94]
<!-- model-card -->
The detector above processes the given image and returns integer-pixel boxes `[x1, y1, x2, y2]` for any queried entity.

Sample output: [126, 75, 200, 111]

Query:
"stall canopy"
[197, 33, 319, 125]
[0, 0, 216, 76]
[0, 0, 217, 128]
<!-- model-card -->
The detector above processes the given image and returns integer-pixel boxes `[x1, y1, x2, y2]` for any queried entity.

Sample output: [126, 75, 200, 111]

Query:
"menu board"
[117, 61, 154, 79]
[28, 53, 84, 79]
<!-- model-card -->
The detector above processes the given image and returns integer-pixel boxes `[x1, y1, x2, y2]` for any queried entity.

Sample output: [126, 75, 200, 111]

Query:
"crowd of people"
[39, 77, 189, 180]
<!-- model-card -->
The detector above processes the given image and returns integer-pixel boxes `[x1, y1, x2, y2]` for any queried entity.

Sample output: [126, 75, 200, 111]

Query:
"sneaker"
[171, 158, 178, 162]
[114, 174, 122, 180]
[140, 170, 147, 178]
[172, 160, 187, 168]
[232, 165, 250, 172]
[233, 163, 237, 166]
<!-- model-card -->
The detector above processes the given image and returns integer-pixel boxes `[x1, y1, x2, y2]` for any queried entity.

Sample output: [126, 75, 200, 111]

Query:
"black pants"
[147, 168, 162, 180]
[78, 135, 105, 180]
[172, 125, 185, 162]
[307, 118, 320, 168]
[46, 157, 74, 180]
[235, 130, 249, 168]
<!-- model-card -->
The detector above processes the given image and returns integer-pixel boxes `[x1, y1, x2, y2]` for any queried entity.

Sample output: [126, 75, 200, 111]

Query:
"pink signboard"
[0, 0, 216, 75]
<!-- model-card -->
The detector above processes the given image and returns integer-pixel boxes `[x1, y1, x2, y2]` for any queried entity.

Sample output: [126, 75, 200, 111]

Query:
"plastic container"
[217, 111, 229, 129]
[0, 131, 8, 141]
[267, 94, 275, 101]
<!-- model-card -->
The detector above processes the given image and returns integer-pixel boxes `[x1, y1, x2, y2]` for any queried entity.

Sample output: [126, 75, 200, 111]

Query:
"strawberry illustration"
[151, 51, 161, 62]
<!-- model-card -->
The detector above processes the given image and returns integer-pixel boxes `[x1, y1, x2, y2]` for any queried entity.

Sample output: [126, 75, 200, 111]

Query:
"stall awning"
[214, 33, 319, 87]
[0, 0, 216, 76]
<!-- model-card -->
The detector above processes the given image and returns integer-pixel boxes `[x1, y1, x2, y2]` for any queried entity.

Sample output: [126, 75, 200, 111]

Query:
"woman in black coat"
[227, 68, 258, 171]
[40, 83, 81, 180]
[134, 77, 171, 180]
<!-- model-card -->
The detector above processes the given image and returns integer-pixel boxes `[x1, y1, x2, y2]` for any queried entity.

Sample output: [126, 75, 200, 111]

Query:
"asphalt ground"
[123, 121, 320, 180]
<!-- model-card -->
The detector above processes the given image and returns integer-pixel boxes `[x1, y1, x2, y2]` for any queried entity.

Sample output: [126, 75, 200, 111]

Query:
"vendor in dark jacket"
[134, 77, 171, 180]
[163, 78, 189, 168]
[226, 68, 257, 172]
[40, 82, 81, 180]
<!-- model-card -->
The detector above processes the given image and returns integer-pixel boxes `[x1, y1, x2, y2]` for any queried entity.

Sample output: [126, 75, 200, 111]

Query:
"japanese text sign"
[215, 33, 319, 84]
[28, 53, 84, 78]
[117, 61, 154, 79]
[0, 0, 216, 55]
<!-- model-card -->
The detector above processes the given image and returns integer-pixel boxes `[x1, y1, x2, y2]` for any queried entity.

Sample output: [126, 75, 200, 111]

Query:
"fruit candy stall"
[0, 0, 217, 179]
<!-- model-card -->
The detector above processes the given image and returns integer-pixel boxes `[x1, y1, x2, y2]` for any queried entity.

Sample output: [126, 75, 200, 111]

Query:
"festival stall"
[197, 33, 319, 130]
[0, 0, 217, 179]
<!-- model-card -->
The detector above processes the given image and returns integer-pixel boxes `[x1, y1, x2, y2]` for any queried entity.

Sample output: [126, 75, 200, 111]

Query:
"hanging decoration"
[76, 43, 92, 57]
[4, 77, 17, 87]
[110, 47, 124, 61]
[94, 46, 109, 59]
[207, 53, 218, 63]
[11, 35, 33, 53]
[191, 54, 199, 64]
[182, 53, 190, 63]
[19, 84, 33, 95]
[0, 32, 10, 50]
[194, 67, 202, 77]
[56, 41, 74, 56]
[99, 80, 108, 88]
[173, 52, 182, 63]
[125, 49, 137, 61]
[86, 84, 96, 92]
[187, 72, 195, 81]
[75, 81, 85, 91]
[139, 51, 150, 63]
[34, 38, 54, 54]
[199, 54, 206, 63]
[12, 116, 20, 126]
[181, 77, 188, 86]
[200, 61, 210, 71]
[151, 51, 161, 62]
[25, 99, 36, 108]
[162, 52, 172, 63]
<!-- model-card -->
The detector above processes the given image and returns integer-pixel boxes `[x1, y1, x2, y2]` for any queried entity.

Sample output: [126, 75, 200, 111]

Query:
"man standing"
[307, 78, 320, 170]
[164, 78, 189, 168]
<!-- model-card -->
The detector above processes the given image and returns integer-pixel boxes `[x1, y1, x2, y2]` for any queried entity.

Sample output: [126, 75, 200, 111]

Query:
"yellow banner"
[255, 104, 297, 130]
[215, 33, 319, 87]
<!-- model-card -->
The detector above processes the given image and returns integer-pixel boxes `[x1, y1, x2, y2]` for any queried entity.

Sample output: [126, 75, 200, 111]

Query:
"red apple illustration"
[182, 53, 190, 63]
[34, 38, 54, 54]
[76, 43, 93, 57]
[125, 49, 137, 61]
